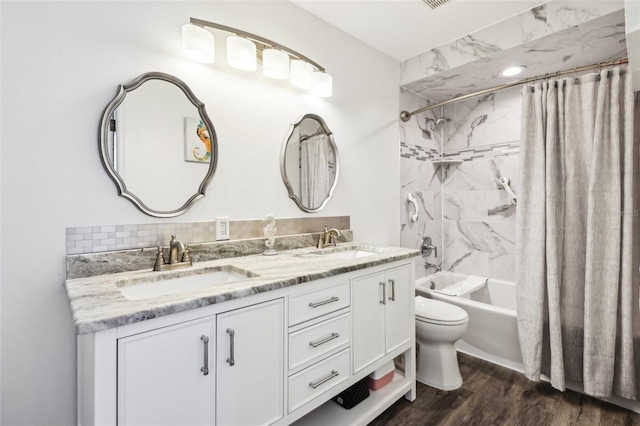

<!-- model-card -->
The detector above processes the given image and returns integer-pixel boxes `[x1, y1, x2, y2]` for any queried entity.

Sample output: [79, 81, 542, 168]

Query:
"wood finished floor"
[369, 354, 640, 426]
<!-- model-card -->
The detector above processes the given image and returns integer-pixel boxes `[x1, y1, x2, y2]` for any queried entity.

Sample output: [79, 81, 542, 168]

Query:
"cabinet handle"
[200, 335, 209, 376]
[380, 282, 386, 305]
[309, 296, 339, 308]
[309, 332, 340, 348]
[226, 328, 235, 367]
[388, 279, 396, 301]
[309, 370, 339, 389]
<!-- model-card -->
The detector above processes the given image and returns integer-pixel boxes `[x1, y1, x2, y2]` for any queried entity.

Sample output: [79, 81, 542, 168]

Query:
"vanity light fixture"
[182, 24, 215, 64]
[226, 35, 257, 71]
[310, 71, 333, 98]
[183, 17, 332, 97]
[263, 49, 290, 79]
[500, 65, 526, 77]
[289, 60, 314, 89]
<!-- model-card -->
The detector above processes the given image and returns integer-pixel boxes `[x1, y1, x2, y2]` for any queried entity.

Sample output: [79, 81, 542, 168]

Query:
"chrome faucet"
[424, 262, 441, 272]
[317, 225, 341, 248]
[146, 235, 192, 271]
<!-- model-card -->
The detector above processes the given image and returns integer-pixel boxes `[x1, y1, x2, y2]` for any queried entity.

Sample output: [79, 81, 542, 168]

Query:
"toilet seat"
[415, 296, 468, 326]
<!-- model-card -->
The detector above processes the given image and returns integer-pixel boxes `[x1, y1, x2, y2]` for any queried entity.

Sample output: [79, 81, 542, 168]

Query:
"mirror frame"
[99, 72, 218, 217]
[280, 113, 339, 213]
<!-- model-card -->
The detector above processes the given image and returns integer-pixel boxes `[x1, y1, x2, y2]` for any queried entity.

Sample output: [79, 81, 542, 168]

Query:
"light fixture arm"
[189, 17, 325, 72]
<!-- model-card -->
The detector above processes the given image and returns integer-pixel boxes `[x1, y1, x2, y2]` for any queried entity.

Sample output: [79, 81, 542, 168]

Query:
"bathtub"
[415, 272, 523, 372]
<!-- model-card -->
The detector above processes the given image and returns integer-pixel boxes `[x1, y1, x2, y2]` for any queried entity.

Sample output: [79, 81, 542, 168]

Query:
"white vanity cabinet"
[76, 258, 416, 426]
[117, 317, 215, 426]
[114, 299, 284, 426]
[216, 299, 284, 426]
[352, 265, 413, 373]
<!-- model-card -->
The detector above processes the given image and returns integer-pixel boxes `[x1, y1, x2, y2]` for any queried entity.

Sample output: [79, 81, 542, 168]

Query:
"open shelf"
[293, 370, 411, 426]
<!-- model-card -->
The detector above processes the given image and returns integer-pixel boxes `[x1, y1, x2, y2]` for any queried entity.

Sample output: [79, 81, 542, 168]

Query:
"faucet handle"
[153, 246, 165, 271]
[182, 244, 192, 263]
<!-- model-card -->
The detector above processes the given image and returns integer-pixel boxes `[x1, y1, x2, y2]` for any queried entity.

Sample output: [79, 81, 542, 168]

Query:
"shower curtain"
[516, 65, 640, 400]
[301, 134, 331, 210]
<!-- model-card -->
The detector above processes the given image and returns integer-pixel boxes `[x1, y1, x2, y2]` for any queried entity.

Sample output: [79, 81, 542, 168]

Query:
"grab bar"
[406, 192, 419, 222]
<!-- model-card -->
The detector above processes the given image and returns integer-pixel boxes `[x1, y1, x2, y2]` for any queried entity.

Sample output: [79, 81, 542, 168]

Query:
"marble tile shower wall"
[399, 86, 522, 281]
[441, 87, 521, 281]
[399, 89, 442, 279]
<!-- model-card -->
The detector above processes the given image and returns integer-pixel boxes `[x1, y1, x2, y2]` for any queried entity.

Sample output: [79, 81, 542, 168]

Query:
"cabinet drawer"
[289, 313, 350, 371]
[289, 281, 350, 326]
[288, 348, 350, 413]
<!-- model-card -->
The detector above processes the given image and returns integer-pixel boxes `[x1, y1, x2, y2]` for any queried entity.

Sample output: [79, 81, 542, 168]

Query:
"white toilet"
[414, 295, 469, 390]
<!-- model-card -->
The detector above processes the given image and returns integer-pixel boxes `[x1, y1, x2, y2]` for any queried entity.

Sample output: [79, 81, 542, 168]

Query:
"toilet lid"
[415, 296, 468, 324]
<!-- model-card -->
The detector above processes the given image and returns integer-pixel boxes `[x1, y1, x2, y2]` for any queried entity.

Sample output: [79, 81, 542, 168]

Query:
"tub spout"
[425, 262, 441, 272]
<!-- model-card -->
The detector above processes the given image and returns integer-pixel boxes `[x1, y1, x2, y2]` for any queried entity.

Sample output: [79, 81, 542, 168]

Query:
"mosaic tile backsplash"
[66, 216, 350, 255]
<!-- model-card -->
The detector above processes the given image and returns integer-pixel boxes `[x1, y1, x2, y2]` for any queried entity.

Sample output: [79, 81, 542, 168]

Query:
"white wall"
[0, 1, 400, 424]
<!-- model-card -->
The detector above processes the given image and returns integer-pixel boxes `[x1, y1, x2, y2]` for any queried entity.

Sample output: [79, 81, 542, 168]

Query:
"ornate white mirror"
[280, 114, 339, 212]
[99, 72, 218, 217]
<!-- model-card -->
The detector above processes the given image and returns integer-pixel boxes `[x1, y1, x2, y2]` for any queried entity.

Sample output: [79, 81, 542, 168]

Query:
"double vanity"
[75, 60, 417, 425]
[66, 241, 419, 425]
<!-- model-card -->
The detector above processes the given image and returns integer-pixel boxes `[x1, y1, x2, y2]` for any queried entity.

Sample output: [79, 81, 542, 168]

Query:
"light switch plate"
[216, 217, 230, 241]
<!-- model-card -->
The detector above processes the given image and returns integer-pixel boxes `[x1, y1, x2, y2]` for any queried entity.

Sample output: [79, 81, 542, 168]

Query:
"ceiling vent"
[422, 0, 451, 9]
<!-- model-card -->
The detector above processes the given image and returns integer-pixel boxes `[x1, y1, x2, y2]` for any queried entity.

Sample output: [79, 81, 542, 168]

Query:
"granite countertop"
[65, 243, 420, 335]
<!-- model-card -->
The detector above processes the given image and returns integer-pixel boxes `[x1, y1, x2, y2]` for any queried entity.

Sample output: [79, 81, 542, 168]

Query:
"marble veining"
[67, 230, 352, 279]
[402, 10, 626, 103]
[400, 3, 624, 90]
[65, 242, 419, 334]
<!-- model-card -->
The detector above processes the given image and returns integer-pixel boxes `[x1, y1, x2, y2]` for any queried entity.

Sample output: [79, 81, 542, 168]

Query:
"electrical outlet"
[216, 217, 230, 241]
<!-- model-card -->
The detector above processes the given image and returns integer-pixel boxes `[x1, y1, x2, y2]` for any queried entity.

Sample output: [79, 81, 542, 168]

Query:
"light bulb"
[263, 49, 289, 79]
[289, 60, 313, 90]
[310, 72, 332, 97]
[182, 24, 215, 64]
[227, 36, 257, 71]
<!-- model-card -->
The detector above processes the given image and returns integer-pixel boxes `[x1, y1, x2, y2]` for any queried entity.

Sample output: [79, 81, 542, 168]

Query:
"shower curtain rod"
[399, 57, 629, 122]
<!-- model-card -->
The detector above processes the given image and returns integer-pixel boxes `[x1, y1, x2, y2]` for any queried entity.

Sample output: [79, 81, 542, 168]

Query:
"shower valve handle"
[421, 237, 437, 258]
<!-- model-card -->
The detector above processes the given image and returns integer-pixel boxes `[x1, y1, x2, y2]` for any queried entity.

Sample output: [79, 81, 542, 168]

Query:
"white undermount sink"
[307, 245, 385, 260]
[320, 249, 379, 260]
[118, 267, 257, 301]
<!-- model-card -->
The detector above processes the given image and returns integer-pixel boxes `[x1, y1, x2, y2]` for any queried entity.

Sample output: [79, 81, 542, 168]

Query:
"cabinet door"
[385, 265, 413, 353]
[118, 317, 215, 426]
[352, 271, 386, 373]
[216, 299, 284, 426]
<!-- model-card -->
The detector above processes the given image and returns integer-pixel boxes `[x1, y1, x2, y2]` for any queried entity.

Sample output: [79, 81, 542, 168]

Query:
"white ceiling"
[290, 0, 546, 62]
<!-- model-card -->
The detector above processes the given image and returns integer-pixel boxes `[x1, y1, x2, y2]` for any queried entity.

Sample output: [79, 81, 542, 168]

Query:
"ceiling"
[404, 9, 627, 101]
[291, 0, 629, 101]
[290, 0, 545, 62]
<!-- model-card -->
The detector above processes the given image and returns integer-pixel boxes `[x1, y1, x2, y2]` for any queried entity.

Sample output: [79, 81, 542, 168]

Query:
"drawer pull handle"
[200, 335, 209, 376]
[309, 296, 339, 308]
[226, 328, 235, 367]
[309, 370, 339, 389]
[380, 282, 386, 305]
[389, 279, 396, 301]
[309, 332, 340, 348]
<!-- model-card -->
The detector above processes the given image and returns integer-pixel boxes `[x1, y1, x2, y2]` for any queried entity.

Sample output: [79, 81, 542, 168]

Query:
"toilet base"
[416, 343, 463, 391]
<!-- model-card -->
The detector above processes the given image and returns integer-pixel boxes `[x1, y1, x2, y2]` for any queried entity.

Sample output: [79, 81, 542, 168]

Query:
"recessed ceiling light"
[500, 65, 526, 77]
